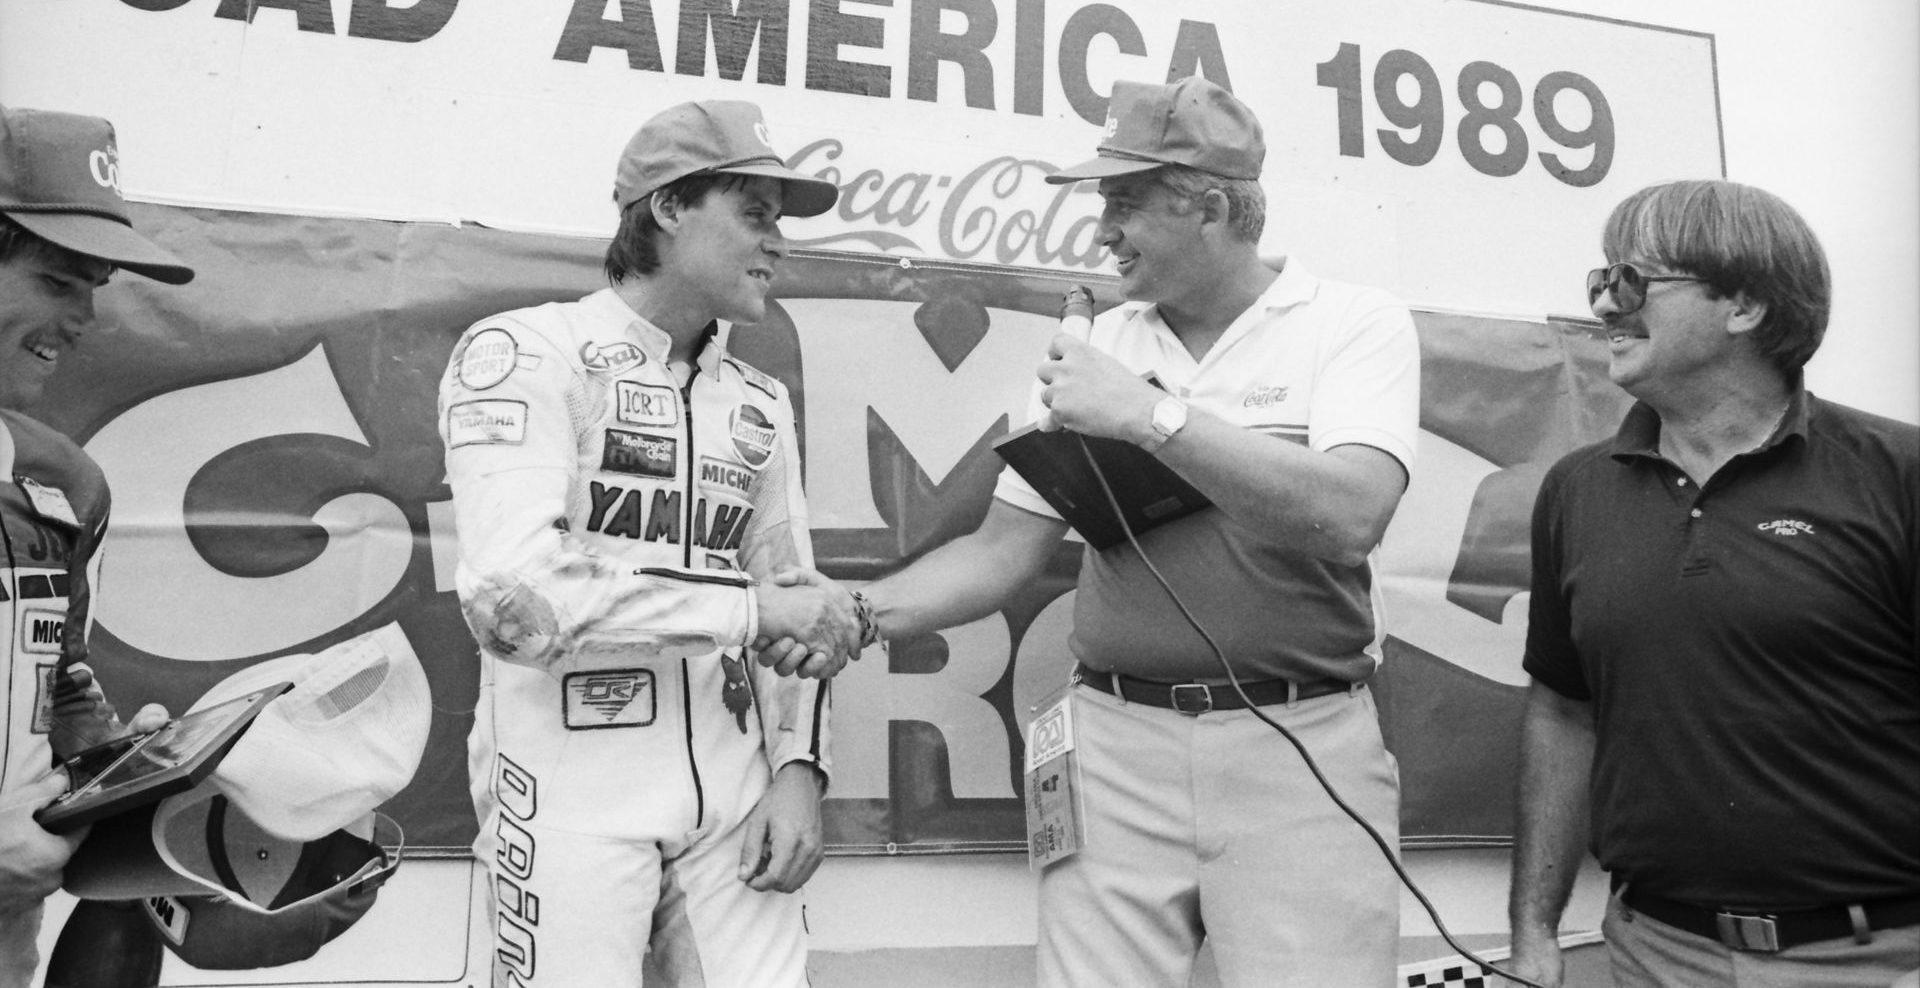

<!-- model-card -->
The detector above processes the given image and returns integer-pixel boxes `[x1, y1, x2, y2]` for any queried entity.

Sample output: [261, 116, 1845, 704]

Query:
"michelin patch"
[20, 607, 65, 655]
[456, 327, 520, 390]
[698, 456, 755, 495]
[448, 400, 528, 447]
[616, 381, 678, 427]
[729, 404, 777, 468]
[602, 430, 677, 478]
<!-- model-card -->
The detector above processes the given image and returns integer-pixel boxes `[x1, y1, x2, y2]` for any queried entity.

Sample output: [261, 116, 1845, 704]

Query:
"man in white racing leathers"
[438, 100, 864, 987]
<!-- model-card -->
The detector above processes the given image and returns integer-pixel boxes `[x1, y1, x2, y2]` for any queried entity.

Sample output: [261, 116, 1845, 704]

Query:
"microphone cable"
[1073, 433, 1546, 988]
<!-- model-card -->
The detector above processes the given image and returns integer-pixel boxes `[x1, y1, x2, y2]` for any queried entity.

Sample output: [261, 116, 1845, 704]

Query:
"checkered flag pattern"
[1402, 962, 1494, 987]
[1395, 931, 1601, 987]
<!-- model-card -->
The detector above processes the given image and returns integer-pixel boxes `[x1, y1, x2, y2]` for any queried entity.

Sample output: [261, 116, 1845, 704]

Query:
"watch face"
[1153, 397, 1187, 437]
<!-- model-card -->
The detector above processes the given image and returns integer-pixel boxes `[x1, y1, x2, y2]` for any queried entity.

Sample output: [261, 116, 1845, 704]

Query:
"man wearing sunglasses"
[1505, 179, 1919, 987]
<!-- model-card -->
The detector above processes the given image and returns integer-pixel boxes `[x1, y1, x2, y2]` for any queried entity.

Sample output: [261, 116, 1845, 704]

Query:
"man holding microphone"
[768, 76, 1421, 986]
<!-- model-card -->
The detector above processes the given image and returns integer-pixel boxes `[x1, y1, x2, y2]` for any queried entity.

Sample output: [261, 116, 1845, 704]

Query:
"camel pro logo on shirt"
[601, 430, 676, 478]
[615, 381, 677, 427]
[730, 404, 777, 468]
[1758, 519, 1816, 536]
[562, 669, 656, 729]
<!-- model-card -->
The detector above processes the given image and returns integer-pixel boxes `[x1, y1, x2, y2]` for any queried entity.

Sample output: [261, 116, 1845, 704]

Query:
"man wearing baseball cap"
[438, 99, 857, 986]
[0, 104, 191, 987]
[786, 76, 1421, 986]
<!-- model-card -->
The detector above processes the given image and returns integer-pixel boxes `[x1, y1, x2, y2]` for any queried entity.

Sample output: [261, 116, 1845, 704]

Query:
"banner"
[2, 0, 1721, 316]
[3, 0, 1720, 855]
[49, 203, 1629, 852]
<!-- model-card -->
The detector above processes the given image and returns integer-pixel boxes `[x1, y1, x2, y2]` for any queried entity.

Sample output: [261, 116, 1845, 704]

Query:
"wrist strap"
[849, 590, 880, 650]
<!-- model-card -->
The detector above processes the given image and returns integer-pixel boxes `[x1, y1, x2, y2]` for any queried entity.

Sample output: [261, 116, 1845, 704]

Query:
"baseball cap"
[0, 105, 194, 284]
[191, 622, 432, 841]
[613, 100, 839, 218]
[63, 789, 403, 969]
[1044, 76, 1265, 185]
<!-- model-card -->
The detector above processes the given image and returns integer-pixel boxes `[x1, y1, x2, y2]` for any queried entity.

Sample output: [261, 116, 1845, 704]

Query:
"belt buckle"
[1169, 683, 1212, 714]
[1714, 911, 1781, 952]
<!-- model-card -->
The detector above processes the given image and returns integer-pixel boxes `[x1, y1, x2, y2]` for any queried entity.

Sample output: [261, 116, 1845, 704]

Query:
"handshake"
[750, 567, 878, 680]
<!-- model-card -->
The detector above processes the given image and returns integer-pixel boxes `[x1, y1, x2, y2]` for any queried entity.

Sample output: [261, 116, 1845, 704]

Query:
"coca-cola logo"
[784, 139, 1108, 270]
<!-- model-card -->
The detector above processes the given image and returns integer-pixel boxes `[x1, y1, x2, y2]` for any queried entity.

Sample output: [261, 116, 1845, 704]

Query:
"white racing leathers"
[439, 288, 830, 988]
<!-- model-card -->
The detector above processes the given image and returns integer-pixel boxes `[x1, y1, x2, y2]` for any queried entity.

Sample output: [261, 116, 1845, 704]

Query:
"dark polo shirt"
[1524, 386, 1919, 909]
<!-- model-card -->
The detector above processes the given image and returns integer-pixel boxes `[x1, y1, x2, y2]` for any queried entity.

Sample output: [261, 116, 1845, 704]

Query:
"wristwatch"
[1140, 396, 1188, 454]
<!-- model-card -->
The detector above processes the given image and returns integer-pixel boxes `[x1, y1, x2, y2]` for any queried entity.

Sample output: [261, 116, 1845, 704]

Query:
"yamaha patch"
[562, 669, 656, 729]
[602, 430, 676, 478]
[447, 400, 528, 447]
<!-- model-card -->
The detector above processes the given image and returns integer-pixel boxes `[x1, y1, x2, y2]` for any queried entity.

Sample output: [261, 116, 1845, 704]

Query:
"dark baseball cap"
[613, 100, 839, 218]
[63, 790, 402, 969]
[1045, 77, 1265, 185]
[0, 106, 193, 284]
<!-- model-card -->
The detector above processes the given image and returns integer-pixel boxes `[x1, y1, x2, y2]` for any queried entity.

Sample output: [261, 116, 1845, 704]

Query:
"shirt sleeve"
[732, 376, 832, 783]
[1521, 458, 1592, 700]
[440, 317, 757, 679]
[1308, 289, 1421, 478]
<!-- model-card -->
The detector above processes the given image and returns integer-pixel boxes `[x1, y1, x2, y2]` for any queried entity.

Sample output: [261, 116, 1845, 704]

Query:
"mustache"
[1601, 318, 1648, 339]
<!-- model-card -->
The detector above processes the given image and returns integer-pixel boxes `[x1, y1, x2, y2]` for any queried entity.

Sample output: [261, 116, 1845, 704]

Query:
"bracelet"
[849, 589, 880, 650]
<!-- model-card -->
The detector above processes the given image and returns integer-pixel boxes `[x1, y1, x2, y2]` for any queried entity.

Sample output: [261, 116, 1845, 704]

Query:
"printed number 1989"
[1315, 42, 1614, 188]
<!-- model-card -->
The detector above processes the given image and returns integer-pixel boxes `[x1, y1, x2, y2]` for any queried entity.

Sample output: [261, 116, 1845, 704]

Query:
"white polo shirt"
[995, 259, 1420, 683]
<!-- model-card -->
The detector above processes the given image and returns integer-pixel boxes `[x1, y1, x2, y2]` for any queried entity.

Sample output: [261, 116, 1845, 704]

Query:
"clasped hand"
[751, 570, 862, 679]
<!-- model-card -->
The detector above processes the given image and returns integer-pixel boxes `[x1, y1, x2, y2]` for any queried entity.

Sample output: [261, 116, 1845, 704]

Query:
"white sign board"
[0, 0, 1720, 316]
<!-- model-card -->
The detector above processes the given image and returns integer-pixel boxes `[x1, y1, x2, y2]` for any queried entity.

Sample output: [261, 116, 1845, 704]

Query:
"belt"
[1620, 886, 1920, 953]
[1073, 663, 1357, 714]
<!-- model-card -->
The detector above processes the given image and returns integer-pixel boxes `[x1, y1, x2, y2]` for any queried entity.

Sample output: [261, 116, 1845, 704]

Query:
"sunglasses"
[1585, 263, 1709, 315]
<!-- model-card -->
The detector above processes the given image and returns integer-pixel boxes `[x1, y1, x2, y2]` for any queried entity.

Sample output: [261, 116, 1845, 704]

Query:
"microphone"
[1059, 284, 1093, 338]
[1038, 285, 1094, 432]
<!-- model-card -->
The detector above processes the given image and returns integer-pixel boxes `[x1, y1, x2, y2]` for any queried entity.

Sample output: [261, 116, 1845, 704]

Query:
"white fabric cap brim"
[189, 623, 430, 841]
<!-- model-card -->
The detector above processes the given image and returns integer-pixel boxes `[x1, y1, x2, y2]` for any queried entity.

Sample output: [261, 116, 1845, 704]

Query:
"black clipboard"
[34, 682, 293, 833]
[992, 425, 1212, 550]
